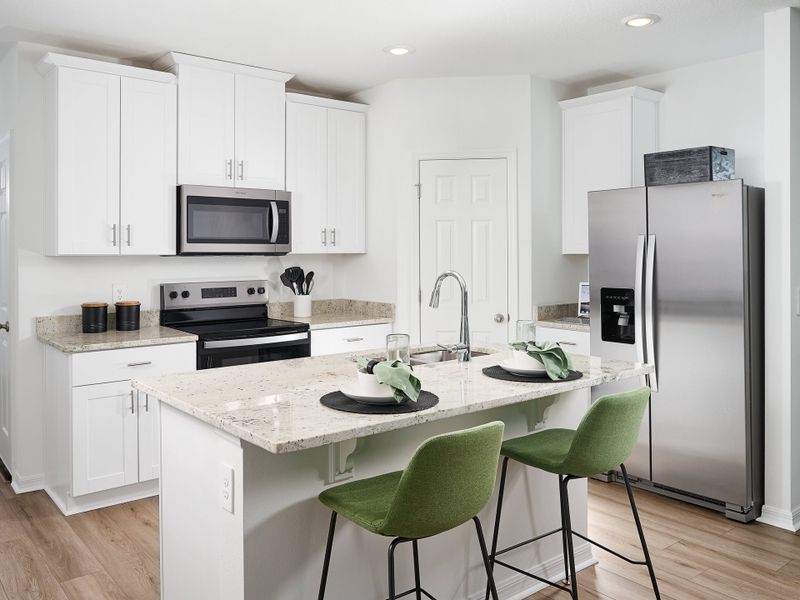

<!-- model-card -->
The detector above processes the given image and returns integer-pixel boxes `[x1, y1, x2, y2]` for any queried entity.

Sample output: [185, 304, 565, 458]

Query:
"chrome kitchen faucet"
[429, 270, 471, 362]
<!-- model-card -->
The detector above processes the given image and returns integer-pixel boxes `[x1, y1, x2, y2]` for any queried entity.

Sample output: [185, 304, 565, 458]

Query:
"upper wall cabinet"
[286, 94, 367, 254]
[560, 86, 662, 254]
[40, 53, 177, 256]
[154, 53, 293, 190]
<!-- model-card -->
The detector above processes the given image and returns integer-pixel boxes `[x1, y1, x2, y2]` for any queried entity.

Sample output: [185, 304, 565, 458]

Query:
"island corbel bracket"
[327, 438, 361, 484]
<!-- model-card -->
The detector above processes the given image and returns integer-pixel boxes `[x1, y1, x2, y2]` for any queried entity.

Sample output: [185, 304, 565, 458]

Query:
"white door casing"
[0, 134, 11, 468]
[419, 158, 509, 346]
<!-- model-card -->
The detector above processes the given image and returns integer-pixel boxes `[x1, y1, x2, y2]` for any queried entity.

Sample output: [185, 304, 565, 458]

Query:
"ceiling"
[0, 0, 797, 96]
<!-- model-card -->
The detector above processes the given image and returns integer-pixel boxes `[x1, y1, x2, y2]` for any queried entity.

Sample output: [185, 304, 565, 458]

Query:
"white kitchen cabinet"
[311, 323, 392, 357]
[44, 342, 196, 514]
[287, 93, 367, 254]
[41, 53, 177, 256]
[155, 53, 292, 189]
[536, 326, 590, 356]
[560, 87, 662, 254]
[72, 381, 138, 496]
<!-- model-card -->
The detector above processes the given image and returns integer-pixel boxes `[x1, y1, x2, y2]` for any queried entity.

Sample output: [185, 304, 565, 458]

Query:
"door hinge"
[414, 183, 421, 200]
[418, 289, 422, 303]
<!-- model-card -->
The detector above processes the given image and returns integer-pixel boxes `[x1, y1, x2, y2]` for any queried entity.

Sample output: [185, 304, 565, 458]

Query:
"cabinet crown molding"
[559, 86, 663, 109]
[153, 52, 294, 83]
[38, 52, 176, 83]
[286, 92, 368, 113]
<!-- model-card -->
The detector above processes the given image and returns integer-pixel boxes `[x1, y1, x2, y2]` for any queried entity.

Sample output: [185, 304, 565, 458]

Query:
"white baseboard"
[10, 471, 45, 494]
[758, 504, 800, 532]
[44, 480, 159, 516]
[469, 542, 596, 600]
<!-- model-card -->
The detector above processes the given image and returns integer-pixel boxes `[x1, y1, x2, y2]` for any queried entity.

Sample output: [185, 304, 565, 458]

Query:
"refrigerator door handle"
[634, 235, 646, 386]
[645, 234, 659, 391]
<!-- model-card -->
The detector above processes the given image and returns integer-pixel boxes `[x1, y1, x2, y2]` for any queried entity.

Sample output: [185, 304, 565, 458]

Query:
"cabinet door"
[234, 74, 285, 189]
[55, 68, 120, 255]
[176, 65, 235, 187]
[286, 102, 329, 253]
[137, 392, 160, 482]
[535, 326, 590, 356]
[120, 77, 177, 255]
[327, 109, 366, 253]
[562, 97, 632, 254]
[311, 323, 392, 357]
[72, 381, 138, 496]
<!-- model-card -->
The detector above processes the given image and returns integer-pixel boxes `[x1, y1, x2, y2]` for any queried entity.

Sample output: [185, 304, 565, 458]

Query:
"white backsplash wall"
[6, 41, 346, 488]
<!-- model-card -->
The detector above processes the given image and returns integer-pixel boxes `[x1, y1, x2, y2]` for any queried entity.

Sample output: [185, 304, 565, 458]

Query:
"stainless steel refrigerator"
[588, 179, 764, 522]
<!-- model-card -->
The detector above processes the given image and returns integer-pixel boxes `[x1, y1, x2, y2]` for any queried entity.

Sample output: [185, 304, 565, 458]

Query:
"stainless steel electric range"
[160, 280, 310, 370]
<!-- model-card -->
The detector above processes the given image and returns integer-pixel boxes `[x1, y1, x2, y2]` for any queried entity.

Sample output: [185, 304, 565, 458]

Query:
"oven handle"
[203, 332, 308, 349]
[269, 201, 279, 244]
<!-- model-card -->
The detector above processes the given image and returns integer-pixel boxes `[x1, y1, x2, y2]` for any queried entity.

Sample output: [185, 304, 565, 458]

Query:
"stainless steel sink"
[410, 350, 488, 366]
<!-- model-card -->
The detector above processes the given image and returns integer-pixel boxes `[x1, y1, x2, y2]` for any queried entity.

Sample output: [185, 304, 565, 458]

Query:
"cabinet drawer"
[72, 343, 196, 386]
[536, 327, 590, 356]
[311, 324, 392, 357]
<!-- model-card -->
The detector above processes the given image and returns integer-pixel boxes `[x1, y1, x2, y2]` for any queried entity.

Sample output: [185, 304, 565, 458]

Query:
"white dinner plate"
[498, 360, 547, 377]
[340, 383, 398, 405]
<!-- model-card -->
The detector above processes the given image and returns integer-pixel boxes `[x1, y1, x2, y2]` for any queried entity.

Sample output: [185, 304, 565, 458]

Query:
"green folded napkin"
[509, 340, 573, 381]
[357, 358, 422, 403]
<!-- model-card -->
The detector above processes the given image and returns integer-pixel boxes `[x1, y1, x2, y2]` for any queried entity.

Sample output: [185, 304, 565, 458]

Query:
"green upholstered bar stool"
[317, 422, 504, 600]
[485, 387, 660, 600]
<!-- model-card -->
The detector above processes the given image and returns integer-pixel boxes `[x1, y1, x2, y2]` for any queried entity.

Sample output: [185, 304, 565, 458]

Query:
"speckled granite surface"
[536, 320, 590, 333]
[270, 299, 395, 330]
[36, 311, 196, 353]
[132, 347, 651, 454]
[534, 303, 590, 333]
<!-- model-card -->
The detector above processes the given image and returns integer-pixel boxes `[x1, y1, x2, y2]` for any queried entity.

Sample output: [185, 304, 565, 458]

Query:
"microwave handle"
[269, 201, 279, 244]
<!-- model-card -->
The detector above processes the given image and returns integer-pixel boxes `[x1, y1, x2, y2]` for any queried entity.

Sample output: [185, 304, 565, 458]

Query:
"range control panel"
[161, 280, 269, 310]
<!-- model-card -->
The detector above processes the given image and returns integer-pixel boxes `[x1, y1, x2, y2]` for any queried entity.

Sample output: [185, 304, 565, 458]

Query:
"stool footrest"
[571, 531, 648, 566]
[388, 587, 437, 600]
[492, 558, 572, 594]
[494, 526, 563, 558]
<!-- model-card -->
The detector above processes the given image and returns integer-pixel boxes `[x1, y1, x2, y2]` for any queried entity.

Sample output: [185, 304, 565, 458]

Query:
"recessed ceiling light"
[384, 45, 415, 56]
[623, 14, 661, 28]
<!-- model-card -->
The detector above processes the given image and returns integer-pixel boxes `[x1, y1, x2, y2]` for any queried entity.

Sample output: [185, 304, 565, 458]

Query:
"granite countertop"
[132, 348, 652, 455]
[39, 326, 198, 353]
[536, 319, 591, 333]
[289, 313, 394, 330]
[270, 299, 395, 330]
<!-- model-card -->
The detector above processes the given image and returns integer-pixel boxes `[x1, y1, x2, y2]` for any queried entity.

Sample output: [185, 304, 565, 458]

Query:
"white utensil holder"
[293, 295, 312, 318]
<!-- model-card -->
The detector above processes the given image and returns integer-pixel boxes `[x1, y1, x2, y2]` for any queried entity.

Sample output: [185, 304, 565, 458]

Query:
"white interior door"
[0, 134, 11, 468]
[419, 158, 508, 346]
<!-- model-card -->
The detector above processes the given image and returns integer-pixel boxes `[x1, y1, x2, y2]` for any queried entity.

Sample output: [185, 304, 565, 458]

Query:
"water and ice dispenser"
[600, 288, 636, 344]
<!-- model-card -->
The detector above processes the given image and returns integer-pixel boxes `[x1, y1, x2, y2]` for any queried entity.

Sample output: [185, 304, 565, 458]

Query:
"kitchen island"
[132, 348, 651, 600]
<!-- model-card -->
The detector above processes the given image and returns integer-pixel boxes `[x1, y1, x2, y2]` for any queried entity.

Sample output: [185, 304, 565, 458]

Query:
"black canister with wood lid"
[115, 301, 141, 331]
[81, 303, 108, 333]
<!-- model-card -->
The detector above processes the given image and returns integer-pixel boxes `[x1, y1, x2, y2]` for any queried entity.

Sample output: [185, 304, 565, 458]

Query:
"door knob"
[0, 321, 8, 332]
[494, 313, 505, 323]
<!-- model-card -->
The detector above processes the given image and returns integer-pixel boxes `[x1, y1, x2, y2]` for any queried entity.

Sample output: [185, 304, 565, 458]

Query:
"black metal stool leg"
[485, 456, 509, 600]
[318, 512, 338, 600]
[561, 477, 579, 599]
[388, 537, 402, 600]
[558, 475, 571, 585]
[412, 540, 422, 600]
[620, 464, 661, 600]
[474, 516, 500, 600]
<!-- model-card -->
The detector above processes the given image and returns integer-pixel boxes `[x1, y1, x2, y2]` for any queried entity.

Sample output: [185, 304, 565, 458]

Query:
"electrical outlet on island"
[112, 284, 128, 304]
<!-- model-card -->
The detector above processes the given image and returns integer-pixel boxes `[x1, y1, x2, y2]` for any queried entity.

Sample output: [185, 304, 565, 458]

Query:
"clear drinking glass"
[386, 333, 411, 364]
[515, 320, 537, 344]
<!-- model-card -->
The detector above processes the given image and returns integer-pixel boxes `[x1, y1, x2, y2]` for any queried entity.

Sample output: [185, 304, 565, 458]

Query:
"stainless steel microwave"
[177, 185, 291, 255]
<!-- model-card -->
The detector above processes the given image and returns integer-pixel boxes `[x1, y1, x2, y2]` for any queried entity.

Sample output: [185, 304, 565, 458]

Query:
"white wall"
[7, 43, 346, 487]
[589, 51, 765, 187]
[345, 75, 586, 337]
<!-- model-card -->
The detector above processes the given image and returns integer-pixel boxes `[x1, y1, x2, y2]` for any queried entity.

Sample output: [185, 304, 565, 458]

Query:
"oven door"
[179, 185, 291, 255]
[197, 332, 311, 370]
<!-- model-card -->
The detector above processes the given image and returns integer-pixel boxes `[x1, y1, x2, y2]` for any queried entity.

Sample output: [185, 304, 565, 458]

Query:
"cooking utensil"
[280, 272, 295, 295]
[304, 271, 314, 295]
[286, 267, 305, 295]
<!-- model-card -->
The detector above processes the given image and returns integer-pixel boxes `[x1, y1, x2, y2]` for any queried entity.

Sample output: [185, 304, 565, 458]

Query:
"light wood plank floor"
[0, 473, 797, 599]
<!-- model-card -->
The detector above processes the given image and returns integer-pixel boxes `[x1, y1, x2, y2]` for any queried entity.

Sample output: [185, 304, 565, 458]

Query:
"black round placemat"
[320, 391, 439, 414]
[482, 366, 583, 383]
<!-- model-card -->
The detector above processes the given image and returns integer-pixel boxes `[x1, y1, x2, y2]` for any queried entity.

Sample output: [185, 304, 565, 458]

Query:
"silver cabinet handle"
[226, 159, 233, 180]
[111, 224, 117, 247]
[321, 228, 327, 246]
[331, 228, 336, 246]
[129, 391, 136, 414]
[237, 160, 244, 180]
[144, 395, 150, 413]
[0, 321, 8, 332]
[127, 361, 152, 367]
[126, 224, 131, 247]
[557, 341, 577, 346]
[344, 337, 364, 342]
[645, 234, 658, 392]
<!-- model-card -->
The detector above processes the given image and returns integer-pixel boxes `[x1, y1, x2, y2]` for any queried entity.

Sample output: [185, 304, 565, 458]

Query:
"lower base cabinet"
[535, 326, 590, 356]
[45, 342, 196, 514]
